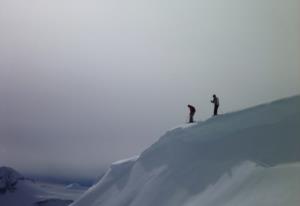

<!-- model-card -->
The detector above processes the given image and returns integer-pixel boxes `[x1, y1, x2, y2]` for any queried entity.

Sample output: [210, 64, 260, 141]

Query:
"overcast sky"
[0, 0, 299, 180]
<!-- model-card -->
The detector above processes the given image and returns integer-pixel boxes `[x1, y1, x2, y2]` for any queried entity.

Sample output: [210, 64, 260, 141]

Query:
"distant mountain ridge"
[0, 167, 86, 206]
[0, 167, 24, 194]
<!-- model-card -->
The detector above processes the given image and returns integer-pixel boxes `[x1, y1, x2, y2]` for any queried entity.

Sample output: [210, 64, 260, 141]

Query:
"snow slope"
[184, 161, 300, 206]
[72, 95, 300, 206]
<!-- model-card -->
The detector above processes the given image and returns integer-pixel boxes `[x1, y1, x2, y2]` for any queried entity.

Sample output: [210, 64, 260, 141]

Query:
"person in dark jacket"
[211, 94, 219, 116]
[187, 104, 196, 123]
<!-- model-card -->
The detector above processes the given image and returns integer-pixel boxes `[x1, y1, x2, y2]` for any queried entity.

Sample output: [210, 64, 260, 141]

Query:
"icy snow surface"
[71, 95, 300, 206]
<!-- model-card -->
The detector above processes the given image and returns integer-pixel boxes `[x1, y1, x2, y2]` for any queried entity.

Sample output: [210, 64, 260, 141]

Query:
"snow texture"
[71, 95, 300, 206]
[184, 161, 300, 206]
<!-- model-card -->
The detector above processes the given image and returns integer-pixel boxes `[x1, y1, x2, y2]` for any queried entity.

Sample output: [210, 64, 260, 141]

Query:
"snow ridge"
[72, 95, 300, 206]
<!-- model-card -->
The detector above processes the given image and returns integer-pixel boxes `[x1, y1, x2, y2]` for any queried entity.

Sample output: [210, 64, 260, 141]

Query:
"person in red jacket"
[187, 104, 196, 123]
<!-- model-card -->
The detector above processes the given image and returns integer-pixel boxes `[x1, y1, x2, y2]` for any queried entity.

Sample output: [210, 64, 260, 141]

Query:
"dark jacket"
[188, 105, 196, 114]
[211, 96, 219, 106]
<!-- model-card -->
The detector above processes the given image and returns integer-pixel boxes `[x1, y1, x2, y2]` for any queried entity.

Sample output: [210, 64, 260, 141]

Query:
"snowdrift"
[71, 95, 300, 206]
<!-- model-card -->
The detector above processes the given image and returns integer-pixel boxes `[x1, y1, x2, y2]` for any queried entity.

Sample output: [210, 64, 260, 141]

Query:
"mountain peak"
[0, 166, 24, 194]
